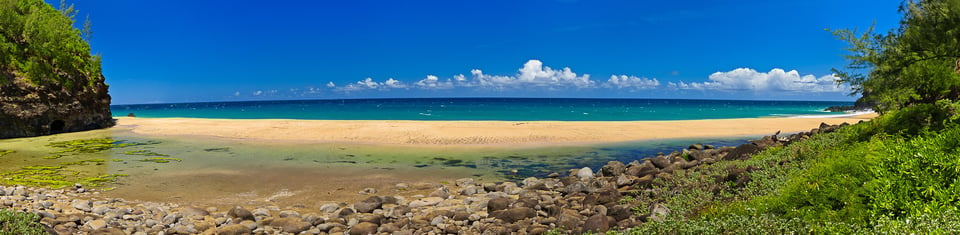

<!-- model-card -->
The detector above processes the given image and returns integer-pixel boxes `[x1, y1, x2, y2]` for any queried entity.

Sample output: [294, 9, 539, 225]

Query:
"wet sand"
[116, 113, 877, 146]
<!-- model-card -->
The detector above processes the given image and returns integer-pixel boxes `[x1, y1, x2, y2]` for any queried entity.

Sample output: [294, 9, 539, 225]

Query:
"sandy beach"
[116, 113, 877, 146]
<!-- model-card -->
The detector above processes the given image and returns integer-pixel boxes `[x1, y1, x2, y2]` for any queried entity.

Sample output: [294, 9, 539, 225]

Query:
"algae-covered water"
[0, 126, 752, 207]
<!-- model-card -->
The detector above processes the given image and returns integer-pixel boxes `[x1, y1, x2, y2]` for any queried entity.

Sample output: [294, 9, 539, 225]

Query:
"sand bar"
[116, 113, 877, 146]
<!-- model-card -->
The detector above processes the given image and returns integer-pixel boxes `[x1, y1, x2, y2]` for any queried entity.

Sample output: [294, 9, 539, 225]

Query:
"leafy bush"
[0, 0, 101, 87]
[0, 210, 45, 235]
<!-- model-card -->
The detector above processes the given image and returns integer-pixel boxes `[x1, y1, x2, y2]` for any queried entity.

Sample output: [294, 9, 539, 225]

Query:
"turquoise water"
[111, 98, 852, 121]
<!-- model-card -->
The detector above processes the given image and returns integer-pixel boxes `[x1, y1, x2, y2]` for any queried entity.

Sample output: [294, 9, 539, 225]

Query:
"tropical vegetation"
[625, 0, 960, 233]
[0, 0, 100, 88]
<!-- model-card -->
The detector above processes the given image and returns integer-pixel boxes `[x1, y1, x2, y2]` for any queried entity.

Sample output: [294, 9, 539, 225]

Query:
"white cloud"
[317, 61, 844, 98]
[669, 68, 845, 93]
[450, 60, 596, 91]
[384, 78, 407, 89]
[328, 60, 605, 92]
[414, 75, 454, 89]
[338, 78, 381, 91]
[252, 90, 263, 96]
[603, 75, 659, 90]
[514, 60, 595, 89]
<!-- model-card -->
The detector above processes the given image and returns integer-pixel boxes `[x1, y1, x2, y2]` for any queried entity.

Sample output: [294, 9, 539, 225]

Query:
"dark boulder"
[349, 222, 378, 235]
[648, 157, 671, 169]
[688, 143, 704, 150]
[270, 217, 312, 234]
[227, 207, 255, 221]
[625, 160, 659, 177]
[583, 214, 612, 233]
[487, 197, 513, 212]
[490, 207, 536, 223]
[725, 143, 761, 160]
[354, 196, 383, 213]
[599, 161, 626, 177]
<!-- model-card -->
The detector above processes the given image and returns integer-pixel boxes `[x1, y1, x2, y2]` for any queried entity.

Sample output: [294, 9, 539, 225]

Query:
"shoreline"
[0, 121, 854, 234]
[114, 113, 877, 146]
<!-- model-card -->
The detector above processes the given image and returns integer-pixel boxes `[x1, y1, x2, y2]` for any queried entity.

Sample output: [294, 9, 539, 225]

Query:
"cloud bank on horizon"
[245, 60, 850, 99]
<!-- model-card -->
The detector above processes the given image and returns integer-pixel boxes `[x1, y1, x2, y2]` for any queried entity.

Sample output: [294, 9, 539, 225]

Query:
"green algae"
[138, 157, 181, 163]
[0, 150, 13, 157]
[47, 138, 160, 154]
[0, 165, 127, 188]
[124, 150, 169, 157]
[0, 166, 72, 188]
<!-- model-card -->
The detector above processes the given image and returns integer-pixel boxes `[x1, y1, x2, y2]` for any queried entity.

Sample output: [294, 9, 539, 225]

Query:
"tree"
[832, 0, 960, 113]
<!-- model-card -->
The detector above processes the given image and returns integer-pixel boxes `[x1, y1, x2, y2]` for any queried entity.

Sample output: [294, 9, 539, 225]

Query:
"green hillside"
[0, 0, 101, 88]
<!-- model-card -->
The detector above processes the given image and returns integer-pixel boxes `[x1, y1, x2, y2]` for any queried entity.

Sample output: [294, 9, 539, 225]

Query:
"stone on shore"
[349, 221, 378, 235]
[577, 167, 594, 180]
[409, 197, 444, 208]
[218, 224, 252, 235]
[270, 217, 311, 233]
[354, 196, 383, 213]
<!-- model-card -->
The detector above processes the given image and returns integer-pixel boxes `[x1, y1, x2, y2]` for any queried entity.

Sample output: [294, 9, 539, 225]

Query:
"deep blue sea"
[111, 98, 853, 121]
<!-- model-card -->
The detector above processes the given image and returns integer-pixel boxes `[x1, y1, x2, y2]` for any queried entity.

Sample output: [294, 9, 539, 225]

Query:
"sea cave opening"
[50, 120, 65, 133]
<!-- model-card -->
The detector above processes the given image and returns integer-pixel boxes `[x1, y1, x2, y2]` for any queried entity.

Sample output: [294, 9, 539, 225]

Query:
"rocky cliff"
[0, 0, 113, 138]
[0, 70, 112, 138]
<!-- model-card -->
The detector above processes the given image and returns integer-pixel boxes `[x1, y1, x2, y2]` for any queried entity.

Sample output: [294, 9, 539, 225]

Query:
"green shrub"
[0, 210, 45, 235]
[0, 0, 101, 87]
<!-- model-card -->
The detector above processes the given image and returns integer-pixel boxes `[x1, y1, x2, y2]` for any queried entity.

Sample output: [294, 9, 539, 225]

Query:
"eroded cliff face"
[0, 70, 113, 138]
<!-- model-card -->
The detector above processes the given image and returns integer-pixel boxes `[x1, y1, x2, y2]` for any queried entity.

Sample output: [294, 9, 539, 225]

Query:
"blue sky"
[65, 0, 902, 104]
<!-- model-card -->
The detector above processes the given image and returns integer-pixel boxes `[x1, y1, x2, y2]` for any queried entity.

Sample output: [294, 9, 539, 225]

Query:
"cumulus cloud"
[337, 78, 382, 92]
[603, 75, 660, 90]
[414, 75, 454, 89]
[668, 68, 844, 93]
[384, 78, 407, 89]
[317, 61, 845, 97]
[452, 60, 596, 90]
[328, 60, 605, 92]
[514, 60, 595, 89]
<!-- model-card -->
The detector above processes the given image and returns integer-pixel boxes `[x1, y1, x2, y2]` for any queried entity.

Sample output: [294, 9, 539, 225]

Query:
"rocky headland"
[0, 0, 114, 139]
[0, 122, 851, 234]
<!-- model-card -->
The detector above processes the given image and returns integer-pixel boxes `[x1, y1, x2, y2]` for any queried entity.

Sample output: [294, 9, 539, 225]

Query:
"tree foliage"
[833, 0, 960, 113]
[0, 0, 101, 88]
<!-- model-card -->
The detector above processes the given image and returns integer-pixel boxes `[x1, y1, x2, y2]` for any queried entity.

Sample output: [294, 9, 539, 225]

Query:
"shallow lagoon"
[0, 126, 753, 208]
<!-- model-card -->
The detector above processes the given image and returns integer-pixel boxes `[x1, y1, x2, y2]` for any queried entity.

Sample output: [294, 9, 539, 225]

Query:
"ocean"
[110, 98, 853, 120]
